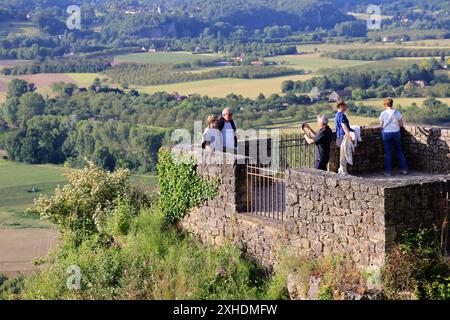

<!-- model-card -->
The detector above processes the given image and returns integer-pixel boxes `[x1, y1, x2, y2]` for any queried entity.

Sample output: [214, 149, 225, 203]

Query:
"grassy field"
[137, 74, 316, 98]
[296, 40, 450, 54]
[65, 72, 104, 83]
[0, 20, 39, 36]
[0, 161, 66, 229]
[266, 53, 373, 71]
[114, 51, 222, 64]
[0, 91, 5, 104]
[265, 115, 379, 134]
[0, 160, 158, 229]
[355, 97, 450, 108]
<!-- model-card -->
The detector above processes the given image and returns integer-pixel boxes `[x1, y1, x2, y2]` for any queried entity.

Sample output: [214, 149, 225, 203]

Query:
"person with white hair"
[217, 107, 237, 153]
[301, 115, 333, 171]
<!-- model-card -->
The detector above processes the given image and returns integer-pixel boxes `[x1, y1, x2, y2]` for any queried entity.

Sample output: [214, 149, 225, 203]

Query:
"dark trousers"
[314, 159, 328, 171]
[382, 131, 408, 174]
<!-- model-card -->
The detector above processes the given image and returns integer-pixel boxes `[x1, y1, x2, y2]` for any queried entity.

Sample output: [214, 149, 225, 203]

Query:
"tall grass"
[13, 208, 273, 300]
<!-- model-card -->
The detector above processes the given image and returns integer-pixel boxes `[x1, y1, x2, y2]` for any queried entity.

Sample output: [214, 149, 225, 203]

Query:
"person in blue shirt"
[334, 101, 354, 148]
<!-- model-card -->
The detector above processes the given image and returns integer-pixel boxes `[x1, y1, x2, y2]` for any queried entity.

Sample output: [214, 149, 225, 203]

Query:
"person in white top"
[379, 98, 408, 176]
[202, 115, 223, 151]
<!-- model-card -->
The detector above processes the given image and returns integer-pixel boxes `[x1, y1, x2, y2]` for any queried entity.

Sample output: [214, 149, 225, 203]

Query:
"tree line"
[2, 57, 112, 75]
[323, 48, 450, 61]
[282, 60, 447, 99]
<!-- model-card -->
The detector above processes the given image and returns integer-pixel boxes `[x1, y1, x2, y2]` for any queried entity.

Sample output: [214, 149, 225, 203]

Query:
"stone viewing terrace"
[180, 125, 450, 270]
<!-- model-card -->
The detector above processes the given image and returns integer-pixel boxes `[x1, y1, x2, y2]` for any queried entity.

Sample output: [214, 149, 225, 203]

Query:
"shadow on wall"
[402, 126, 450, 174]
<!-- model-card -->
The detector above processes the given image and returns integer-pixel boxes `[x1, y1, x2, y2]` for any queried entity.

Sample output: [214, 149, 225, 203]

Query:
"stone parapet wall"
[284, 169, 386, 266]
[180, 150, 287, 268]
[179, 126, 450, 270]
[284, 169, 450, 267]
[402, 125, 450, 174]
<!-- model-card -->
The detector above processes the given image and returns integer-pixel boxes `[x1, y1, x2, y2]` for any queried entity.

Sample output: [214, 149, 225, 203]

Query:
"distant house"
[177, 95, 190, 102]
[131, 47, 147, 53]
[309, 90, 331, 103]
[193, 47, 213, 54]
[216, 61, 232, 66]
[250, 61, 264, 66]
[404, 80, 426, 90]
[169, 93, 191, 102]
[328, 90, 352, 102]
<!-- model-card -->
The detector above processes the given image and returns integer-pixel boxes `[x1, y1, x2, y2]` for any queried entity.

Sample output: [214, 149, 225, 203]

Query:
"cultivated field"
[0, 228, 58, 277]
[266, 53, 372, 71]
[0, 20, 39, 36]
[113, 51, 222, 64]
[0, 59, 32, 67]
[355, 98, 450, 109]
[265, 115, 379, 133]
[0, 160, 66, 229]
[137, 74, 316, 98]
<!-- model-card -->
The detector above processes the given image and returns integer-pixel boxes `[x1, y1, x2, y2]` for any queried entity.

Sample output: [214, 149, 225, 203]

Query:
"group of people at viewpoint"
[301, 98, 408, 176]
[201, 98, 408, 177]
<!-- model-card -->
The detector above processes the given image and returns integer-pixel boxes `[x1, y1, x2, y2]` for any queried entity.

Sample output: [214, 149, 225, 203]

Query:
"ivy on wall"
[157, 148, 219, 223]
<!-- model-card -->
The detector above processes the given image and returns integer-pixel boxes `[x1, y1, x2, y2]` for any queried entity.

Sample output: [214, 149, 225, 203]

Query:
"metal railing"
[274, 133, 316, 171]
[245, 134, 316, 220]
[246, 164, 286, 220]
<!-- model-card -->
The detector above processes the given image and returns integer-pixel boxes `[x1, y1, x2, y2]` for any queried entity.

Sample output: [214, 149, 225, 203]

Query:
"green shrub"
[157, 148, 219, 223]
[27, 161, 151, 242]
[382, 227, 450, 300]
[107, 199, 137, 236]
[0, 274, 25, 300]
[17, 208, 269, 300]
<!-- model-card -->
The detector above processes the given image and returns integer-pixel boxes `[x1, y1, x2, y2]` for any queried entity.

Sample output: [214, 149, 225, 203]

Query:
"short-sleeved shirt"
[313, 126, 333, 164]
[335, 112, 353, 138]
[202, 127, 223, 151]
[380, 109, 402, 133]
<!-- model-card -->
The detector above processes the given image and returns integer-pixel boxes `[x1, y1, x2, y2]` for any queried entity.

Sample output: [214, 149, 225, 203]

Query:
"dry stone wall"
[180, 126, 450, 270]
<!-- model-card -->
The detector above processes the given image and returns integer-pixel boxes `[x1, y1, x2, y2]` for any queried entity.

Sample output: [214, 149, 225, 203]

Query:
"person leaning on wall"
[201, 114, 223, 151]
[301, 115, 333, 171]
[379, 98, 408, 177]
[334, 101, 354, 175]
[217, 107, 238, 153]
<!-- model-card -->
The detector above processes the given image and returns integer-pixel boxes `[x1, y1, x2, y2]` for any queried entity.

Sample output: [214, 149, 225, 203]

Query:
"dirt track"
[0, 60, 32, 67]
[0, 79, 7, 92]
[0, 228, 58, 277]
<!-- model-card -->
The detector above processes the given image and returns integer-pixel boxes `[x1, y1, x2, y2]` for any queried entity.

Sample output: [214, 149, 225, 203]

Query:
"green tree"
[91, 146, 116, 171]
[17, 92, 45, 127]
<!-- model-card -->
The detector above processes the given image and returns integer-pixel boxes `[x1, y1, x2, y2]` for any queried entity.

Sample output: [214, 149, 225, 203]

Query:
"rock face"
[180, 125, 450, 271]
[287, 273, 322, 300]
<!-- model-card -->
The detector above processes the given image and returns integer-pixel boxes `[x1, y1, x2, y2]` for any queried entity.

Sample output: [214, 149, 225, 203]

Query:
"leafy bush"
[106, 199, 138, 236]
[27, 161, 150, 241]
[382, 227, 450, 300]
[157, 148, 219, 223]
[0, 274, 25, 300]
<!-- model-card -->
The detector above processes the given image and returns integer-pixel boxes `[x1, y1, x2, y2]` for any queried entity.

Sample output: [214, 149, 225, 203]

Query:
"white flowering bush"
[27, 161, 150, 240]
